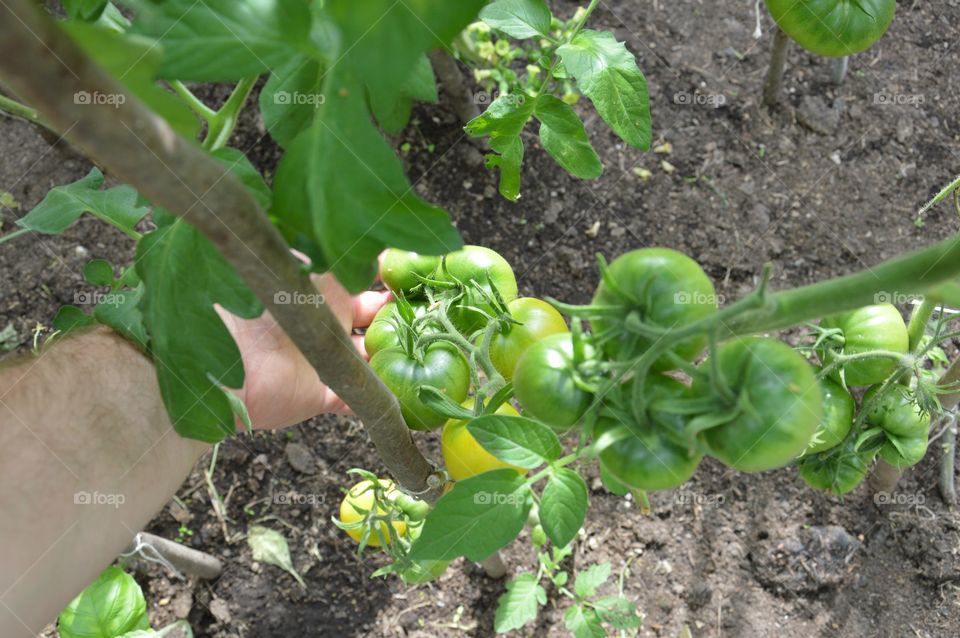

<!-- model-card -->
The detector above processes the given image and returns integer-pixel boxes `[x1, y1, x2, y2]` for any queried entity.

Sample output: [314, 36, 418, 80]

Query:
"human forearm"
[0, 328, 208, 636]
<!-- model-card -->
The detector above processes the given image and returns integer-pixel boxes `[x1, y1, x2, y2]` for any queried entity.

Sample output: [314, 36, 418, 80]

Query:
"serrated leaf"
[574, 562, 611, 599]
[410, 469, 532, 562]
[58, 566, 150, 638]
[593, 596, 641, 630]
[539, 468, 587, 547]
[272, 70, 462, 293]
[327, 0, 485, 107]
[83, 259, 114, 286]
[247, 525, 305, 587]
[16, 169, 149, 236]
[564, 604, 605, 638]
[465, 94, 535, 201]
[494, 573, 546, 633]
[534, 95, 602, 179]
[210, 148, 271, 212]
[480, 0, 552, 39]
[466, 414, 561, 468]
[127, 0, 313, 81]
[59, 22, 199, 137]
[136, 221, 263, 443]
[557, 30, 651, 150]
[370, 53, 438, 134]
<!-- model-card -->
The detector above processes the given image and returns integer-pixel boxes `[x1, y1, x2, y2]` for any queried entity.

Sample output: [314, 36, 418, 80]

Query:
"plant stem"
[722, 236, 960, 338]
[907, 298, 936, 351]
[122, 531, 223, 579]
[203, 76, 257, 152]
[762, 27, 790, 107]
[868, 458, 903, 496]
[0, 227, 30, 245]
[480, 551, 508, 578]
[0, 0, 442, 500]
[940, 415, 957, 506]
[831, 56, 849, 85]
[169, 80, 217, 120]
[0, 91, 45, 125]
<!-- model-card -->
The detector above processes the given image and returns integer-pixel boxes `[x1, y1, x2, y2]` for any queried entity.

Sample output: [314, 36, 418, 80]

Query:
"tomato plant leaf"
[58, 566, 150, 638]
[83, 259, 114, 286]
[410, 469, 533, 561]
[60, 22, 200, 137]
[93, 285, 149, 350]
[564, 604, 605, 638]
[539, 467, 588, 547]
[272, 71, 462, 293]
[136, 221, 263, 443]
[480, 0, 552, 40]
[64, 0, 108, 21]
[327, 0, 485, 107]
[494, 572, 547, 633]
[592, 596, 642, 630]
[534, 95, 603, 179]
[15, 169, 149, 236]
[465, 94, 535, 201]
[573, 562, 610, 599]
[259, 56, 327, 150]
[118, 620, 195, 637]
[369, 53, 438, 134]
[556, 30, 651, 150]
[210, 147, 271, 212]
[126, 0, 314, 81]
[467, 414, 562, 468]
[53, 305, 96, 333]
[247, 525, 306, 587]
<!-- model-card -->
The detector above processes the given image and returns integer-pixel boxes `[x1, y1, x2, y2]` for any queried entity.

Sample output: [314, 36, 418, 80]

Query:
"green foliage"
[466, 414, 563, 468]
[58, 567, 150, 638]
[539, 468, 588, 547]
[494, 573, 547, 632]
[135, 221, 263, 442]
[15, 168, 148, 236]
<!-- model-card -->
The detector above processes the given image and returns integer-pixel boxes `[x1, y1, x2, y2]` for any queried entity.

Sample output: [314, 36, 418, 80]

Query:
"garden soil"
[2, 1, 959, 637]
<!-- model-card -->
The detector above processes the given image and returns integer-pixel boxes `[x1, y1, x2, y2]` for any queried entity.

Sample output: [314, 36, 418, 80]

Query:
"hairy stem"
[0, 0, 441, 499]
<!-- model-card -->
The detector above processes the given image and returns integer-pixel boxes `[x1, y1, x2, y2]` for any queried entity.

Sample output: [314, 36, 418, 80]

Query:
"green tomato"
[879, 433, 928, 469]
[798, 443, 873, 495]
[439, 245, 518, 333]
[862, 385, 930, 439]
[364, 300, 429, 358]
[370, 344, 471, 431]
[595, 375, 702, 491]
[694, 337, 822, 472]
[590, 248, 716, 369]
[764, 0, 896, 57]
[488, 297, 568, 381]
[381, 249, 441, 298]
[819, 304, 908, 387]
[513, 333, 592, 432]
[806, 376, 854, 454]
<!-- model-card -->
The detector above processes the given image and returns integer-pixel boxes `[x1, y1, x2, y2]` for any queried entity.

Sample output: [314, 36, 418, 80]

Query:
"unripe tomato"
[399, 558, 451, 584]
[878, 434, 928, 469]
[764, 0, 895, 57]
[438, 245, 518, 333]
[805, 376, 854, 454]
[862, 385, 930, 439]
[513, 333, 592, 431]
[488, 298, 568, 381]
[819, 304, 908, 387]
[595, 375, 702, 491]
[339, 479, 406, 546]
[798, 444, 872, 495]
[364, 300, 429, 358]
[370, 344, 471, 430]
[442, 400, 526, 481]
[694, 337, 822, 472]
[381, 249, 440, 298]
[590, 248, 716, 369]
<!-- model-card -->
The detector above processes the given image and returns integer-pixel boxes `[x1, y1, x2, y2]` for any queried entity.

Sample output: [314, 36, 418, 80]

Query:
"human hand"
[218, 271, 390, 430]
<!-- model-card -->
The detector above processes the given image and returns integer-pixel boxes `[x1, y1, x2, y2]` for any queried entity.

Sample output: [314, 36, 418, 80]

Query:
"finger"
[376, 250, 387, 283]
[352, 334, 368, 360]
[311, 272, 353, 332]
[353, 290, 392, 329]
